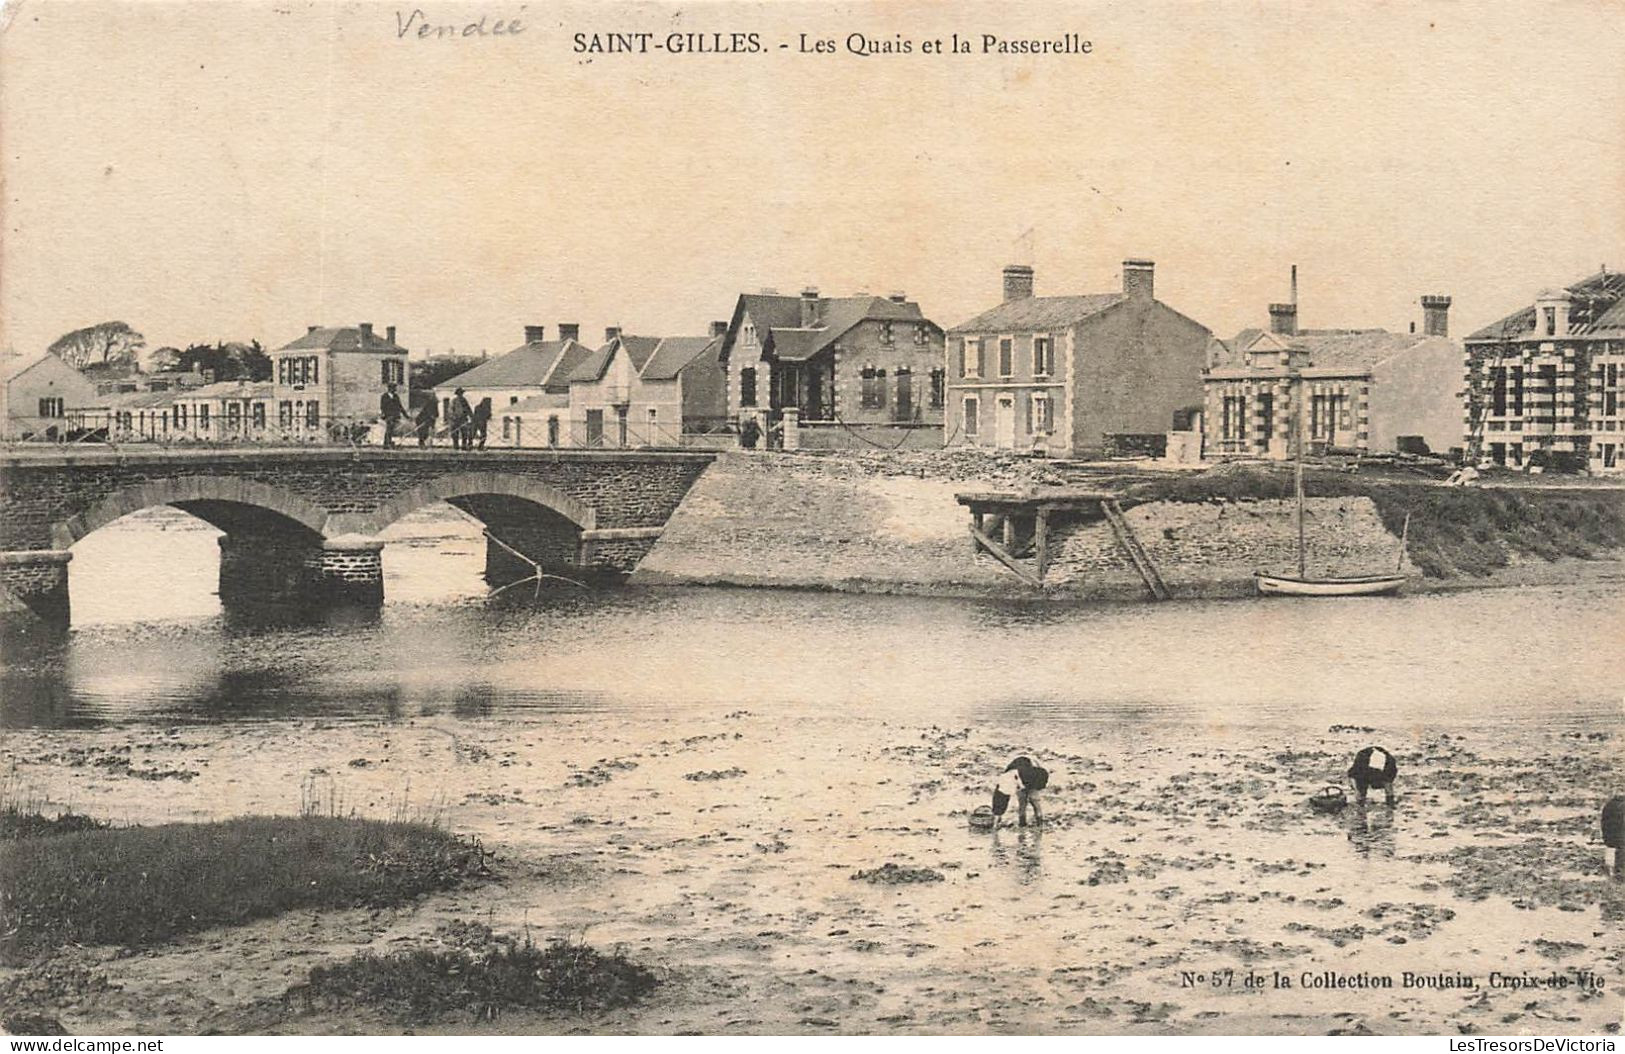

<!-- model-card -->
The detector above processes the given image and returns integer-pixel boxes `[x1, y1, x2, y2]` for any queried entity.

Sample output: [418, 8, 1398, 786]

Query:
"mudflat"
[3, 708, 1619, 1034]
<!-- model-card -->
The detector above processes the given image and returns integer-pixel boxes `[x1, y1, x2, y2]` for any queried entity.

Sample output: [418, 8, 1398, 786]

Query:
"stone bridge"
[0, 447, 715, 629]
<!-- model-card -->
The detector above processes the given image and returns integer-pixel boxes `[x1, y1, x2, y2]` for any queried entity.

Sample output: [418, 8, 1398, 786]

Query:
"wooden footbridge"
[956, 487, 1171, 599]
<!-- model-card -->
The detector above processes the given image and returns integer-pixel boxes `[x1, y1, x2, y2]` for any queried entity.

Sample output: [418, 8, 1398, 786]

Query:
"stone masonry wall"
[0, 450, 713, 551]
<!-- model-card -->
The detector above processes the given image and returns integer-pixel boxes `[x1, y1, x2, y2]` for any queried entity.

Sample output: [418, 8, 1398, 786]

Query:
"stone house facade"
[1463, 268, 1625, 472]
[1203, 294, 1460, 459]
[272, 323, 409, 437]
[944, 261, 1210, 456]
[719, 290, 946, 441]
[0, 352, 97, 439]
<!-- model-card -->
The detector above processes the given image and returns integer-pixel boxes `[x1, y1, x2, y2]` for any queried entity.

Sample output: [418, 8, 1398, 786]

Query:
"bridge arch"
[345, 471, 598, 537]
[52, 476, 332, 548]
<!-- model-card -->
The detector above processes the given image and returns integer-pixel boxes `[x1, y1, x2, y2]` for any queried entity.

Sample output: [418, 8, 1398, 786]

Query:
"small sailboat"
[1256, 380, 1410, 597]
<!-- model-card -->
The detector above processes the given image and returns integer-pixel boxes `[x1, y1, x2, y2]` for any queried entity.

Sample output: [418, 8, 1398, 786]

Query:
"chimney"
[306, 324, 318, 334]
[800, 287, 820, 327]
[709, 320, 729, 338]
[888, 290, 908, 305]
[1122, 259, 1155, 301]
[1421, 295, 1452, 337]
[1002, 264, 1034, 302]
[386, 325, 396, 345]
[524, 325, 545, 343]
[1268, 302, 1298, 336]
[604, 326, 621, 342]
[359, 322, 374, 343]
[1290, 264, 1298, 305]
[558, 323, 580, 343]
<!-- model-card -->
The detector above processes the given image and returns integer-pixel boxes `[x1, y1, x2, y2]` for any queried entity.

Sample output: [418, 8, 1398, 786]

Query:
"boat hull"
[1254, 572, 1408, 597]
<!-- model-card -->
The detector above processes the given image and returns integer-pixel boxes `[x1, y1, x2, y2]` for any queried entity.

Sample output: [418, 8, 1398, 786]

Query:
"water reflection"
[2, 504, 1623, 732]
[1345, 803, 1396, 859]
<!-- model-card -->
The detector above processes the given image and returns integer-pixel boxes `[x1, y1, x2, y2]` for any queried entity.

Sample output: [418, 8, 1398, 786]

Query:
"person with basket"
[991, 755, 1049, 830]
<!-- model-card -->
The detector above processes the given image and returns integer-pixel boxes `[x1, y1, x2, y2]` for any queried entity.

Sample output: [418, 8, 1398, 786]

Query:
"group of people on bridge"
[379, 384, 491, 451]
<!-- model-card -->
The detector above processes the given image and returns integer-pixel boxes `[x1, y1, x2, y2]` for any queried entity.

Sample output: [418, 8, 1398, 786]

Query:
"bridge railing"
[2, 412, 740, 453]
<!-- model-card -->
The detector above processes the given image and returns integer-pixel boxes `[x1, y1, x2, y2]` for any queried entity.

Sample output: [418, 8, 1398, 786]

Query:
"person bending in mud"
[1604, 795, 1625, 879]
[1347, 746, 1399, 806]
[991, 756, 1048, 830]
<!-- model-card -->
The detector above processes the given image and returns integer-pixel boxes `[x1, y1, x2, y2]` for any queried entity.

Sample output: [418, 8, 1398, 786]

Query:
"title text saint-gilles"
[573, 31, 764, 54]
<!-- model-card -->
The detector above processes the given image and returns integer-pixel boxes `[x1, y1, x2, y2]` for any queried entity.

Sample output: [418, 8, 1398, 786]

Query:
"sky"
[2, 0, 1622, 359]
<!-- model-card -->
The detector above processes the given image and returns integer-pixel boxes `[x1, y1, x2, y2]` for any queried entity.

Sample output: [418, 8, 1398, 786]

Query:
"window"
[37, 397, 64, 418]
[740, 367, 758, 407]
[252, 403, 265, 429]
[998, 338, 1013, 377]
[929, 367, 945, 410]
[1544, 307, 1557, 337]
[306, 400, 320, 427]
[198, 404, 211, 429]
[277, 359, 286, 384]
[381, 359, 404, 386]
[1222, 395, 1246, 440]
[963, 338, 982, 378]
[1031, 392, 1053, 434]
[647, 407, 658, 434]
[1033, 336, 1054, 376]
[914, 323, 928, 345]
[894, 367, 913, 421]
[502, 416, 512, 440]
[278, 401, 292, 427]
[860, 366, 887, 409]
[118, 411, 132, 431]
[1310, 393, 1344, 441]
[509, 395, 519, 404]
[547, 415, 560, 446]
[175, 403, 188, 429]
[963, 395, 979, 437]
[226, 402, 242, 428]
[881, 322, 895, 346]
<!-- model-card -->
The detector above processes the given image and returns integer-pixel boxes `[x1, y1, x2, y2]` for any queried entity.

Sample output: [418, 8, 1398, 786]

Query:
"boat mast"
[1296, 372, 1306, 579]
[1292, 264, 1306, 579]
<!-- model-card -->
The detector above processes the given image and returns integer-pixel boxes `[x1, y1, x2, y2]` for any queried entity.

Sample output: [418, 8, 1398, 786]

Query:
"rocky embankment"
[633, 452, 1625, 601]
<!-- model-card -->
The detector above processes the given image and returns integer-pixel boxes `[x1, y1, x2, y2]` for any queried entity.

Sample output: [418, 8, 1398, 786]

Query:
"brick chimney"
[800, 287, 820, 327]
[558, 323, 580, 343]
[358, 322, 374, 343]
[306, 324, 318, 334]
[386, 325, 396, 345]
[1268, 302, 1298, 336]
[524, 325, 545, 343]
[605, 326, 621, 342]
[1002, 264, 1034, 302]
[1122, 259, 1155, 300]
[710, 320, 728, 338]
[888, 291, 907, 305]
[1421, 295, 1451, 337]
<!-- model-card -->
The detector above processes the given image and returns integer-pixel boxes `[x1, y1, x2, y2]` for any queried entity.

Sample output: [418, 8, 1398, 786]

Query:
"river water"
[2, 506, 1622, 1034]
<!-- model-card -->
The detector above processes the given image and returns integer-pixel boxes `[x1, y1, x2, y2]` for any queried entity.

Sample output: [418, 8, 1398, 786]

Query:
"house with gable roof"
[944, 260, 1210, 456]
[561, 325, 728, 447]
[0, 351, 97, 439]
[434, 324, 595, 439]
[719, 288, 946, 442]
[1202, 280, 1460, 460]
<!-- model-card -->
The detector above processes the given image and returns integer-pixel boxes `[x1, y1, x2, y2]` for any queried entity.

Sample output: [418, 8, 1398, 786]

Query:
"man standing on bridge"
[449, 387, 474, 451]
[380, 382, 406, 448]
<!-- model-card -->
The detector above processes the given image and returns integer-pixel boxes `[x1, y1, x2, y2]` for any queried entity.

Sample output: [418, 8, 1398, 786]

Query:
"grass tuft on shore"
[288, 924, 658, 1023]
[0, 816, 488, 964]
[0, 806, 107, 841]
[1129, 466, 1625, 577]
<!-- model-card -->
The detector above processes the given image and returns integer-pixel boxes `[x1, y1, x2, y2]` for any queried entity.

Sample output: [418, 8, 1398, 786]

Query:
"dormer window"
[1544, 307, 1557, 336]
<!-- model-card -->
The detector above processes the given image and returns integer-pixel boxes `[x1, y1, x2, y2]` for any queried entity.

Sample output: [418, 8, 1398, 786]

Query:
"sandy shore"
[3, 708, 1620, 1035]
